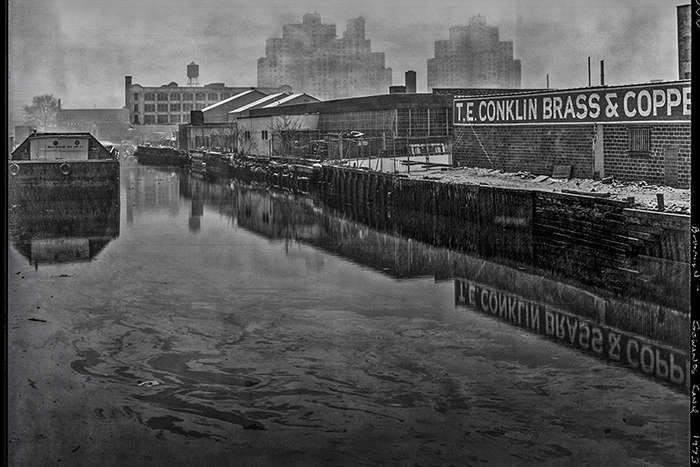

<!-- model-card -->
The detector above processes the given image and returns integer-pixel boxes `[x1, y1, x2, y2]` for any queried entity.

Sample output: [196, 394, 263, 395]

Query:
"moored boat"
[9, 132, 120, 202]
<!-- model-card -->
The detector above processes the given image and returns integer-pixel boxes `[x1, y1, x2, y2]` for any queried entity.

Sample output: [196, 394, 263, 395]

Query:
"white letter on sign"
[652, 89, 666, 117]
[623, 91, 636, 117]
[466, 102, 474, 122]
[543, 97, 553, 120]
[637, 91, 652, 117]
[667, 88, 681, 116]
[588, 94, 600, 119]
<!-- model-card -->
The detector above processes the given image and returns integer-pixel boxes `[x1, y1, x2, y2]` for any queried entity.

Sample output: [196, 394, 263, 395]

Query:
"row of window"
[135, 92, 230, 102]
[137, 115, 188, 124]
[135, 103, 206, 113]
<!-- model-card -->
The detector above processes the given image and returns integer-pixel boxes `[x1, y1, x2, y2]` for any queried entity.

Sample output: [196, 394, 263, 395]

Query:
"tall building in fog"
[677, 4, 691, 80]
[257, 13, 392, 100]
[427, 15, 521, 90]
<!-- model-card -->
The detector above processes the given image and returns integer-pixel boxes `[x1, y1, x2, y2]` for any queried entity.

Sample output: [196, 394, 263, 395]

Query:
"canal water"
[8, 165, 687, 466]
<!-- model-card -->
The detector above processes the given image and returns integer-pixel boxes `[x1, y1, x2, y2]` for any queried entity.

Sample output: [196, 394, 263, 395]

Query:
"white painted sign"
[29, 136, 89, 161]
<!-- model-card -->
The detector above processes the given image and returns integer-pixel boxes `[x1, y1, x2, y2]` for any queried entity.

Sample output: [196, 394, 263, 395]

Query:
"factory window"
[144, 93, 156, 101]
[133, 115, 140, 124]
[157, 92, 168, 101]
[133, 93, 139, 101]
[628, 127, 651, 155]
[171, 115, 181, 124]
[157, 103, 168, 112]
[261, 130, 268, 140]
[183, 103, 193, 111]
[133, 104, 139, 112]
[182, 113, 190, 123]
[194, 103, 205, 110]
[157, 115, 168, 124]
[208, 93, 219, 101]
[144, 104, 155, 112]
[221, 93, 231, 99]
[170, 103, 181, 111]
[170, 93, 180, 101]
[183, 93, 193, 101]
[195, 93, 205, 100]
[144, 115, 155, 124]
[244, 131, 251, 140]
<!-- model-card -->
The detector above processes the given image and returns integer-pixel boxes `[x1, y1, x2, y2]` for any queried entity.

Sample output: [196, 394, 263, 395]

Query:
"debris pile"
[410, 167, 690, 214]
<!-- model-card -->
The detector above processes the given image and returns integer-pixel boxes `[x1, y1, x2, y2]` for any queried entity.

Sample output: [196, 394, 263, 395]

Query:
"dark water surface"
[8, 165, 687, 466]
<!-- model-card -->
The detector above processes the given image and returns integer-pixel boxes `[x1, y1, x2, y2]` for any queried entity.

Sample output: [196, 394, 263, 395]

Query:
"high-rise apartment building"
[427, 16, 521, 90]
[257, 13, 392, 100]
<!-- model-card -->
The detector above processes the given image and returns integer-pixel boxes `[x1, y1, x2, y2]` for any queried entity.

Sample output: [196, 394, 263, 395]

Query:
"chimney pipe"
[125, 75, 133, 109]
[58, 98, 61, 110]
[600, 60, 605, 86]
[587, 57, 591, 87]
[546, 74, 549, 89]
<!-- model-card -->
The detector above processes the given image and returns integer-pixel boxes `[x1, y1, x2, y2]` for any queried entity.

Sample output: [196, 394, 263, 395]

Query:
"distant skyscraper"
[427, 16, 521, 90]
[257, 13, 392, 100]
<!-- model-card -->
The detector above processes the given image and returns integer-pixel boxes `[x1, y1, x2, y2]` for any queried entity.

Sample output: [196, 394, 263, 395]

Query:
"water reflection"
[170, 169, 689, 390]
[125, 167, 180, 224]
[7, 165, 688, 466]
[9, 188, 120, 267]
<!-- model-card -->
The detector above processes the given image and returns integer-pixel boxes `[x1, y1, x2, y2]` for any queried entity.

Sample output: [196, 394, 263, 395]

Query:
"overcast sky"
[9, 0, 681, 124]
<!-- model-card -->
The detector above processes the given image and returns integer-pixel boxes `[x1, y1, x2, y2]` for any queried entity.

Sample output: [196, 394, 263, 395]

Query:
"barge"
[134, 145, 189, 167]
[9, 132, 120, 202]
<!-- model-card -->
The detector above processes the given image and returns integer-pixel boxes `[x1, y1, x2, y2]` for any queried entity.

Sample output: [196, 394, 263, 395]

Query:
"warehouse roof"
[202, 90, 257, 112]
[262, 93, 319, 108]
[228, 93, 289, 115]
[248, 93, 451, 118]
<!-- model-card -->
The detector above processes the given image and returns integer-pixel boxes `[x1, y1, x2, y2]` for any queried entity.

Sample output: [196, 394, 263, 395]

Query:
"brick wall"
[453, 125, 595, 178]
[603, 123, 690, 188]
[453, 122, 690, 187]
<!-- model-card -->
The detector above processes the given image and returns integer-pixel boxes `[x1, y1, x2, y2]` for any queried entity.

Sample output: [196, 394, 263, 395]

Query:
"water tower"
[187, 62, 199, 86]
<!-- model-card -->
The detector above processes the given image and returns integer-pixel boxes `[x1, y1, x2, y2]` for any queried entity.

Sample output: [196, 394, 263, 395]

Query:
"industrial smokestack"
[57, 98, 61, 110]
[600, 60, 605, 86]
[405, 71, 416, 93]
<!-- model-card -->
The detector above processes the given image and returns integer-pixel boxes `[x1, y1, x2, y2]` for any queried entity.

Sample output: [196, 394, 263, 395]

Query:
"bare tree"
[238, 130, 259, 156]
[269, 115, 303, 157]
[23, 94, 59, 131]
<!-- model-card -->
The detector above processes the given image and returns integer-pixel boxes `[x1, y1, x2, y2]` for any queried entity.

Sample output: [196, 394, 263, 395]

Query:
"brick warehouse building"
[125, 66, 291, 126]
[452, 80, 691, 188]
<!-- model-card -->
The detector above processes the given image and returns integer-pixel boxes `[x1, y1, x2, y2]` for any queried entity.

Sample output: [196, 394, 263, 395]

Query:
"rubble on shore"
[413, 167, 690, 214]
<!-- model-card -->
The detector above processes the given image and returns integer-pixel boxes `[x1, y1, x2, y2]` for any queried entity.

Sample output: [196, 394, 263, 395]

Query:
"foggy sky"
[9, 0, 681, 125]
